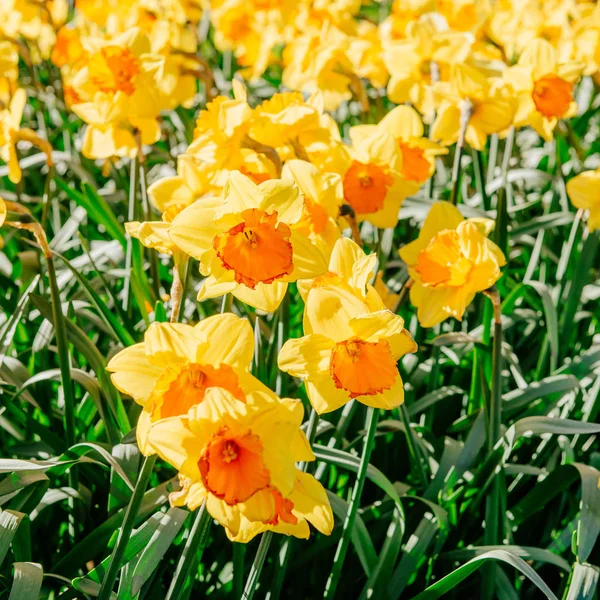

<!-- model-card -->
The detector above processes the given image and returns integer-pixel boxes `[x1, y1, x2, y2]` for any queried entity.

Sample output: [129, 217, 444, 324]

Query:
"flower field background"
[2, 0, 600, 599]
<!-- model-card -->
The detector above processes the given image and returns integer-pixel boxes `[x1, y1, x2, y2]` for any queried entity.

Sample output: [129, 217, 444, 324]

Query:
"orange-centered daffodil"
[504, 38, 584, 141]
[399, 201, 506, 327]
[168, 171, 328, 312]
[106, 314, 273, 454]
[148, 387, 334, 543]
[278, 286, 417, 414]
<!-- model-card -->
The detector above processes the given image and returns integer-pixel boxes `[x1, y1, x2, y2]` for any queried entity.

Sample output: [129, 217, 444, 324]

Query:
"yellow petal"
[144, 322, 203, 365]
[194, 313, 254, 368]
[136, 410, 153, 456]
[306, 374, 350, 414]
[232, 280, 288, 312]
[207, 494, 242, 536]
[567, 169, 600, 212]
[106, 343, 162, 404]
[291, 471, 334, 535]
[239, 488, 277, 523]
[168, 196, 223, 260]
[146, 415, 202, 470]
[0, 196, 5, 227]
[378, 105, 424, 140]
[278, 334, 334, 378]
[349, 310, 417, 358]
[518, 38, 557, 79]
[305, 286, 367, 342]
[224, 171, 263, 213]
[148, 176, 195, 212]
[399, 201, 464, 266]
[359, 372, 405, 410]
[289, 230, 328, 280]
[259, 178, 304, 224]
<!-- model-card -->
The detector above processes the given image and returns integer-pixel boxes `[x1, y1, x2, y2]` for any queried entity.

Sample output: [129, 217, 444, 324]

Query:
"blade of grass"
[324, 407, 379, 599]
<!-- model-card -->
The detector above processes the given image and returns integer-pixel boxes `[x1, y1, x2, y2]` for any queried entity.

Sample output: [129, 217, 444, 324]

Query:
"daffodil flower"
[431, 63, 516, 150]
[279, 286, 417, 414]
[349, 105, 447, 196]
[337, 129, 407, 229]
[106, 314, 272, 454]
[297, 237, 386, 319]
[168, 171, 328, 312]
[399, 201, 506, 327]
[148, 387, 333, 543]
[504, 38, 583, 141]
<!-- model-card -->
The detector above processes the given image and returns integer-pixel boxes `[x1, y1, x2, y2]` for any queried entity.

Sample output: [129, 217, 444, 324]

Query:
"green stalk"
[165, 502, 212, 600]
[122, 155, 138, 315]
[324, 407, 379, 599]
[233, 543, 246, 600]
[493, 127, 515, 256]
[449, 100, 472, 206]
[268, 409, 320, 599]
[243, 531, 273, 600]
[47, 254, 75, 450]
[47, 251, 78, 542]
[275, 293, 290, 396]
[97, 455, 157, 600]
[472, 149, 489, 211]
[482, 289, 503, 600]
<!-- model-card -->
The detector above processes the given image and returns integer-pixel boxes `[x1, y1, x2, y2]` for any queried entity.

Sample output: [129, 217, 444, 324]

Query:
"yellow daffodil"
[168, 171, 328, 312]
[187, 81, 277, 187]
[70, 28, 165, 159]
[383, 15, 472, 122]
[349, 105, 447, 196]
[248, 92, 332, 163]
[106, 314, 273, 455]
[399, 201, 506, 327]
[337, 129, 406, 229]
[281, 159, 343, 260]
[431, 63, 516, 150]
[282, 25, 355, 111]
[504, 38, 583, 141]
[297, 237, 385, 315]
[279, 286, 416, 414]
[148, 387, 333, 543]
[566, 169, 600, 231]
[210, 0, 287, 81]
[348, 21, 388, 89]
[487, 0, 573, 62]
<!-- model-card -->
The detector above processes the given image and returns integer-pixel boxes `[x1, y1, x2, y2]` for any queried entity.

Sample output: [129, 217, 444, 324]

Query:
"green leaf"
[565, 562, 599, 600]
[326, 491, 377, 577]
[8, 562, 43, 600]
[55, 178, 126, 247]
[313, 445, 402, 511]
[0, 509, 25, 567]
[412, 550, 558, 600]
[129, 507, 188, 595]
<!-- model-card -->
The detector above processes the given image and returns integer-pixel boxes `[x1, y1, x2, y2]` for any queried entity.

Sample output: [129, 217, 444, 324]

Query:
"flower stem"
[243, 531, 273, 600]
[97, 454, 157, 600]
[482, 287, 503, 600]
[122, 154, 138, 315]
[449, 100, 472, 206]
[324, 407, 379, 599]
[165, 502, 212, 600]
